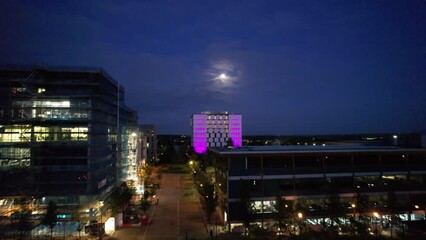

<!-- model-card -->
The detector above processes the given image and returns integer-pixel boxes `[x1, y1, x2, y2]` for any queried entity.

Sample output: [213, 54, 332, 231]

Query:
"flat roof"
[211, 145, 426, 155]
[0, 64, 120, 87]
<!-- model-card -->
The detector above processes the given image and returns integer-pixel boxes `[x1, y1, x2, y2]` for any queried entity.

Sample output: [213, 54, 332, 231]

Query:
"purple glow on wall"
[192, 112, 242, 152]
[229, 114, 242, 147]
[192, 114, 208, 154]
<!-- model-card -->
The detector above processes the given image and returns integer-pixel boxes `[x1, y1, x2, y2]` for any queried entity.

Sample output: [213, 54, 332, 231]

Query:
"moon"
[218, 73, 228, 82]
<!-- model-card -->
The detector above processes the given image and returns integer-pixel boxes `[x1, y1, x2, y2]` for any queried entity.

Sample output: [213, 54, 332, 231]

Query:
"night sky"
[1, 0, 425, 135]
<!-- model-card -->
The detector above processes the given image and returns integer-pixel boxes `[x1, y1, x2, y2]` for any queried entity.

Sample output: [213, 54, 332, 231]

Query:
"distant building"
[0, 65, 137, 219]
[211, 144, 426, 231]
[191, 111, 242, 153]
[140, 124, 158, 163]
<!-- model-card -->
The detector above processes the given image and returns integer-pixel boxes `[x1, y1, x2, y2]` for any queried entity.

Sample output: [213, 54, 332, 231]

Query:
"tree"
[274, 195, 295, 237]
[355, 193, 370, 217]
[225, 138, 235, 148]
[294, 198, 306, 235]
[71, 207, 87, 240]
[351, 193, 371, 237]
[42, 201, 58, 240]
[140, 190, 152, 215]
[142, 164, 153, 183]
[386, 190, 400, 239]
[109, 187, 123, 216]
[108, 182, 136, 216]
[324, 194, 345, 234]
[11, 198, 32, 239]
[239, 180, 252, 236]
[201, 182, 218, 223]
[121, 182, 136, 204]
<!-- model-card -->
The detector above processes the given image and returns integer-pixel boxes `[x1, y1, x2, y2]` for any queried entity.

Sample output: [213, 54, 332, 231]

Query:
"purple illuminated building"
[191, 112, 242, 153]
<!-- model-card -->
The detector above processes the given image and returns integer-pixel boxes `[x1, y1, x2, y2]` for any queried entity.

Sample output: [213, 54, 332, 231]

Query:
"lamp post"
[373, 212, 380, 240]
[351, 203, 356, 218]
[297, 212, 303, 234]
[98, 201, 104, 240]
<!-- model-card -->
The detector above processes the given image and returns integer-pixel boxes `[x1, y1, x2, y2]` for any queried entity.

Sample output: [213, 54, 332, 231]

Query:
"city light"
[297, 212, 303, 219]
[373, 212, 380, 218]
[105, 217, 115, 233]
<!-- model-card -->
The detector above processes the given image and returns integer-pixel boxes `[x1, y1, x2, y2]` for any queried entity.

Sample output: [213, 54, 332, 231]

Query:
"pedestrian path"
[178, 174, 209, 240]
[137, 173, 208, 240]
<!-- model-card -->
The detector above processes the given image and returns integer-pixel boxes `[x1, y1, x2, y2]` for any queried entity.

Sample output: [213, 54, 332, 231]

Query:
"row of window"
[0, 159, 30, 168]
[247, 194, 408, 214]
[207, 115, 229, 120]
[208, 138, 227, 143]
[208, 133, 228, 138]
[12, 100, 76, 108]
[0, 147, 30, 158]
[208, 142, 225, 147]
[230, 175, 426, 198]
[244, 154, 426, 169]
[5, 108, 89, 119]
[0, 125, 88, 142]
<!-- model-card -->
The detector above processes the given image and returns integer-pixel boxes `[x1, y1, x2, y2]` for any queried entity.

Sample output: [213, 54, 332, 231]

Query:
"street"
[112, 173, 208, 240]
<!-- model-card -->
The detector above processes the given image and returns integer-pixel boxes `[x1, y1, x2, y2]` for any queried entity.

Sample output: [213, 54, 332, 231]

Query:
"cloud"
[204, 59, 241, 95]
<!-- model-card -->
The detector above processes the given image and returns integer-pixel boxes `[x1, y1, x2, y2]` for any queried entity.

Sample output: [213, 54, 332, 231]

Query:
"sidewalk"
[179, 173, 230, 239]
[178, 174, 209, 240]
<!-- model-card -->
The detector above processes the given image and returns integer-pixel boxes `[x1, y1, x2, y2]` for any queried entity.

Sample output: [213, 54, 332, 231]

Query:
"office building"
[140, 124, 158, 163]
[0, 65, 136, 212]
[191, 111, 242, 153]
[211, 143, 426, 231]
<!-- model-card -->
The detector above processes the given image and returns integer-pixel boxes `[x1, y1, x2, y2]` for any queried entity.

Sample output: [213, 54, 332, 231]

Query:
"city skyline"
[1, 0, 425, 135]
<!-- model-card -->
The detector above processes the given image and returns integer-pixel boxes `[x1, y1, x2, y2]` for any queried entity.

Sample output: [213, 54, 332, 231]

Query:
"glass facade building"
[0, 65, 136, 206]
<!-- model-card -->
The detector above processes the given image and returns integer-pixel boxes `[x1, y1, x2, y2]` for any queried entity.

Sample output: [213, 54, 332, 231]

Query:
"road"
[112, 173, 208, 240]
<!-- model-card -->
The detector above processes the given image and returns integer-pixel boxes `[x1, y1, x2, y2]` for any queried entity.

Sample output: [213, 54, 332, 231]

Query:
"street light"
[297, 212, 304, 235]
[373, 212, 380, 218]
[351, 203, 356, 217]
[373, 212, 380, 239]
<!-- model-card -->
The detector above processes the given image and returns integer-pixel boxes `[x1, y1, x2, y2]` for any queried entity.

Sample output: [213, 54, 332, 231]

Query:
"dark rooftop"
[211, 145, 426, 155]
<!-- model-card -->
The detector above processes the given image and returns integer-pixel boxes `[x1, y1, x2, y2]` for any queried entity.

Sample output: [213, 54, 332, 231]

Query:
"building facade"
[211, 144, 426, 230]
[0, 65, 136, 210]
[127, 126, 146, 195]
[191, 111, 242, 153]
[140, 124, 157, 163]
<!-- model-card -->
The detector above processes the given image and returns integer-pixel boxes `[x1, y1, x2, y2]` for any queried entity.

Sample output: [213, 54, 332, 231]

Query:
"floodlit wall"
[191, 112, 242, 153]
[192, 114, 208, 153]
